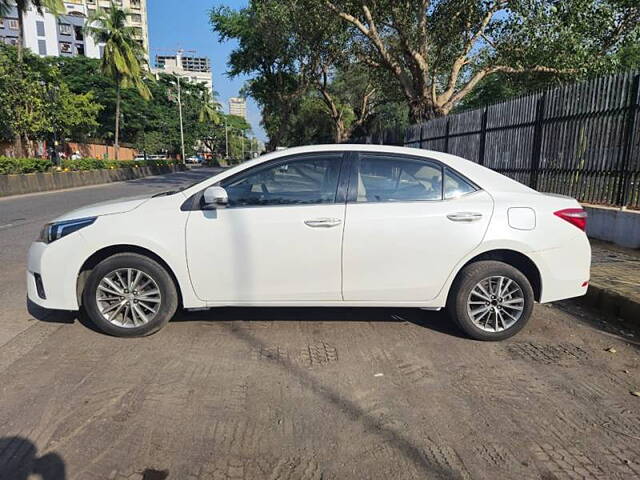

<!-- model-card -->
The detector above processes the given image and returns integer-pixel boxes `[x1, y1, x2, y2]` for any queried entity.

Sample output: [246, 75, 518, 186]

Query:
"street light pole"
[176, 76, 186, 164]
[224, 118, 229, 160]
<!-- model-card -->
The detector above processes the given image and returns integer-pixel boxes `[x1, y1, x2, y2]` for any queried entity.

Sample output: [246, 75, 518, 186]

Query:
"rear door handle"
[304, 217, 342, 228]
[447, 212, 483, 222]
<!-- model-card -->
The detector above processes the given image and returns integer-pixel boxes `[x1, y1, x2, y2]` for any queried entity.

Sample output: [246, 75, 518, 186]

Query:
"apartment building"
[0, 0, 149, 59]
[153, 50, 213, 93]
[229, 97, 247, 120]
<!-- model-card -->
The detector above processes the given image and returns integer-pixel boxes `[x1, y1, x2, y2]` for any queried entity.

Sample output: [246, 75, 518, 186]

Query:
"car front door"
[185, 152, 348, 302]
[342, 152, 494, 302]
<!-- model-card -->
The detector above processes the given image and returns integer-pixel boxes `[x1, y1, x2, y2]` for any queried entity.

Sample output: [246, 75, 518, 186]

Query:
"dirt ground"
[1, 301, 639, 480]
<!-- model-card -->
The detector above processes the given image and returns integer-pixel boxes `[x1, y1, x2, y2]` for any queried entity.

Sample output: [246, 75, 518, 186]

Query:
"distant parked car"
[186, 156, 202, 164]
[28, 145, 590, 340]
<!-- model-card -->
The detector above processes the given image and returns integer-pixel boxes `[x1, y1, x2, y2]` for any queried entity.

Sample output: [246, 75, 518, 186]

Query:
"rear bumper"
[531, 235, 591, 303]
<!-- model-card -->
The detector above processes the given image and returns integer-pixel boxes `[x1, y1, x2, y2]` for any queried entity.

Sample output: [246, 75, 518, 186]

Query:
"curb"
[0, 164, 186, 198]
[578, 282, 640, 324]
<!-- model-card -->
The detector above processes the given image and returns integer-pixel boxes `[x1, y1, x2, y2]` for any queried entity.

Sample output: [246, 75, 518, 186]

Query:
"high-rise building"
[0, 0, 149, 59]
[228, 97, 247, 120]
[153, 50, 212, 93]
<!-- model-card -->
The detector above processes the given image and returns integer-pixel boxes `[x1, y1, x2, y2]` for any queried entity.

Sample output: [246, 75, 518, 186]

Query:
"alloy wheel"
[466, 275, 525, 332]
[95, 268, 161, 328]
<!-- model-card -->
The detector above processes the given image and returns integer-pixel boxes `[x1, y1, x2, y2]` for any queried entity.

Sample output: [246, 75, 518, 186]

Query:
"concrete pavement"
[0, 170, 639, 479]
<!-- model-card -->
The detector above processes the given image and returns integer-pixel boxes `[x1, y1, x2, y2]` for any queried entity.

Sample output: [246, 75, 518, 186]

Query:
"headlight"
[37, 217, 97, 244]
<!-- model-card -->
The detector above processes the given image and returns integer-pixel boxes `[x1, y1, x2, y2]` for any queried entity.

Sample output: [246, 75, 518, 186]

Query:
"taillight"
[554, 208, 587, 231]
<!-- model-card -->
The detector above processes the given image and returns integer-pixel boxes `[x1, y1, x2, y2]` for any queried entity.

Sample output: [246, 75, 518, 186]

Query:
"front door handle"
[447, 212, 483, 222]
[304, 217, 342, 228]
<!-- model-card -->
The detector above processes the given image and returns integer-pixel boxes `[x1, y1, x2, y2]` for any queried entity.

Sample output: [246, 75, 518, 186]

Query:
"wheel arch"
[76, 244, 184, 308]
[448, 249, 542, 303]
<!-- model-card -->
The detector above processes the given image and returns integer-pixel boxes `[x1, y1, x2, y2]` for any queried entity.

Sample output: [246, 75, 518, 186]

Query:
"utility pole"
[176, 76, 186, 164]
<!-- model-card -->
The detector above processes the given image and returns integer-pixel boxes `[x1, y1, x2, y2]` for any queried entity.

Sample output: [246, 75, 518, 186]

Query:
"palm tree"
[0, 0, 64, 61]
[85, 2, 150, 160]
[198, 89, 222, 124]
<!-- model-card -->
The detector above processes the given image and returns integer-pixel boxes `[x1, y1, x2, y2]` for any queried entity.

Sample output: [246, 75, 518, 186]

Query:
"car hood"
[54, 194, 153, 222]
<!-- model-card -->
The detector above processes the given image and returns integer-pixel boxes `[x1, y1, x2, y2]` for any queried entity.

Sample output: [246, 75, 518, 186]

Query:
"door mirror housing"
[202, 186, 229, 209]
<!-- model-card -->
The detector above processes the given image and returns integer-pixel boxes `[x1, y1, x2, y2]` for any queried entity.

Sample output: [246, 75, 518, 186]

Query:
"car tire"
[83, 253, 178, 337]
[447, 260, 534, 341]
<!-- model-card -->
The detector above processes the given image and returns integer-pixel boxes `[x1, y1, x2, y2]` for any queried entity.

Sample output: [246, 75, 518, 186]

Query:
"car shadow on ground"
[27, 298, 466, 339]
[176, 306, 468, 338]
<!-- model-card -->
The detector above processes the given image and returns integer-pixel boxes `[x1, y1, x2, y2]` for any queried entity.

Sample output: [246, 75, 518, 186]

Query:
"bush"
[0, 156, 178, 174]
[0, 157, 53, 174]
[60, 158, 179, 171]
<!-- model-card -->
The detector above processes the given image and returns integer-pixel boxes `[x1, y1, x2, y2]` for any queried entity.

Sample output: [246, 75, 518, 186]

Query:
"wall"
[65, 142, 138, 161]
[584, 205, 640, 249]
[0, 164, 185, 197]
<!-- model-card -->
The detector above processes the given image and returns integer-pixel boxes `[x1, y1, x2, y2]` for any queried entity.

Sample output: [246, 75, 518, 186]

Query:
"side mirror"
[202, 186, 228, 209]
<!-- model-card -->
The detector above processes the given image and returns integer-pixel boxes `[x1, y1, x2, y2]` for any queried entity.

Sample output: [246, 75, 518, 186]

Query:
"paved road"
[1, 170, 639, 479]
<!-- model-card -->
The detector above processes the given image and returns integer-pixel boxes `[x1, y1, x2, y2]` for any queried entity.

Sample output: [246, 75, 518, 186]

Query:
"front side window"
[222, 154, 343, 207]
[355, 155, 443, 203]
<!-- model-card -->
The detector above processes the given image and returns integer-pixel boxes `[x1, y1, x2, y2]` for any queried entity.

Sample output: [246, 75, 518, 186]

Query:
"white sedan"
[27, 145, 591, 340]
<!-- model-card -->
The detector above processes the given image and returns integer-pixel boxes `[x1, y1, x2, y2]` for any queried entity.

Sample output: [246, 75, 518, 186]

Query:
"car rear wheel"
[83, 253, 178, 337]
[447, 260, 534, 341]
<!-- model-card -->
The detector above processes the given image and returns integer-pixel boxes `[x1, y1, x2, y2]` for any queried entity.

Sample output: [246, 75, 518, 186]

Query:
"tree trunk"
[407, 97, 444, 123]
[12, 8, 25, 156]
[17, 8, 24, 62]
[334, 118, 348, 143]
[114, 82, 121, 161]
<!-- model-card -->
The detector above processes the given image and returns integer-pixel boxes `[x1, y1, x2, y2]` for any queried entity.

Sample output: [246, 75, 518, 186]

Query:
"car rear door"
[185, 152, 349, 302]
[342, 152, 493, 302]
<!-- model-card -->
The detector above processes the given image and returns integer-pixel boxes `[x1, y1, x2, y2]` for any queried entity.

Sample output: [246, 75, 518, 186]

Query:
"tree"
[211, 2, 313, 150]
[323, 0, 640, 122]
[0, 45, 101, 155]
[198, 89, 222, 125]
[85, 2, 150, 159]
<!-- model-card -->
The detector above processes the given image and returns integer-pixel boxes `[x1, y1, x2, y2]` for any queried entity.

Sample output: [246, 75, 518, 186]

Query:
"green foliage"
[85, 2, 150, 99]
[0, 156, 178, 174]
[48, 56, 229, 157]
[213, 0, 640, 140]
[59, 158, 178, 171]
[0, 45, 102, 146]
[0, 157, 52, 174]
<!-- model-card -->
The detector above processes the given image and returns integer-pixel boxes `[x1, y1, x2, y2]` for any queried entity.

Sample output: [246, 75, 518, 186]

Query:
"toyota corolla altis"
[28, 145, 591, 340]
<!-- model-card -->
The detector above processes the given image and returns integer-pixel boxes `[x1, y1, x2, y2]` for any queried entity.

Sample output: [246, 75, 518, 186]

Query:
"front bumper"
[27, 235, 89, 311]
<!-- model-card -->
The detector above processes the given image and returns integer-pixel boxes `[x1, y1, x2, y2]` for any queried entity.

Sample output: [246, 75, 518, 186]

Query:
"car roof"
[185, 144, 536, 196]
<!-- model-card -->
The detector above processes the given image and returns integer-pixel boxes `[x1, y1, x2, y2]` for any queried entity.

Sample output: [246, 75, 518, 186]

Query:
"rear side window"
[444, 168, 478, 199]
[356, 155, 443, 203]
[223, 154, 343, 207]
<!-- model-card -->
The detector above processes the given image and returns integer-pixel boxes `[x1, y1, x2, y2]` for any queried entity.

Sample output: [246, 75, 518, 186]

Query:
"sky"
[147, 0, 267, 142]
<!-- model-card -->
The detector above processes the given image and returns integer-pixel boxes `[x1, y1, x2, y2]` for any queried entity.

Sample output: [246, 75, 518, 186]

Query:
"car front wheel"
[447, 260, 534, 341]
[83, 253, 178, 337]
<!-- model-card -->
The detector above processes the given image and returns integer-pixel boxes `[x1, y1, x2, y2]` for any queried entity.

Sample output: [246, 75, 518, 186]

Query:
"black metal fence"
[364, 71, 640, 208]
